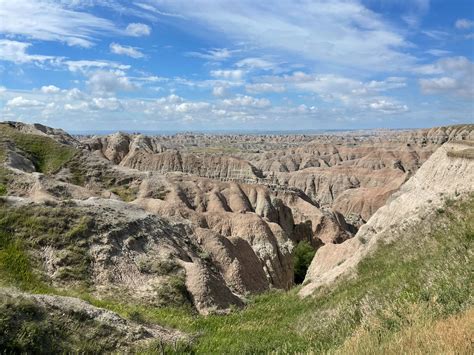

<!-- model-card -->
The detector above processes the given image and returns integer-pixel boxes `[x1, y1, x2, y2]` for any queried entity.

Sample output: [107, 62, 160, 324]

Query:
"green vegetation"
[0, 293, 131, 353]
[138, 258, 182, 276]
[0, 123, 76, 174]
[0, 194, 472, 353]
[103, 195, 472, 353]
[293, 240, 316, 284]
[0, 200, 93, 291]
[109, 185, 139, 202]
[0, 143, 10, 197]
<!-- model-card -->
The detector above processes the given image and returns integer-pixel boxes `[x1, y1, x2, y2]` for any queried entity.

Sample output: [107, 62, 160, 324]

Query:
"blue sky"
[0, 0, 473, 132]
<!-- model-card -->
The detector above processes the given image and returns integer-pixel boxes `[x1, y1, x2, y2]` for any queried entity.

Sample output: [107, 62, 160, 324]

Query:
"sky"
[0, 0, 473, 132]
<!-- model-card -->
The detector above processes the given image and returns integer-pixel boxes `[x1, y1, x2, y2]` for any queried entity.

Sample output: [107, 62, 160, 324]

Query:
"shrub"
[293, 241, 316, 284]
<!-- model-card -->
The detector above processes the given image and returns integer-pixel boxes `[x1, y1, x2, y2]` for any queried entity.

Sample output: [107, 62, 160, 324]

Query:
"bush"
[293, 241, 316, 284]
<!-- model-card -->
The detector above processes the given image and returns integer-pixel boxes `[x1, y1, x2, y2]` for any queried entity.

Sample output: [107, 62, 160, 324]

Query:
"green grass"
[0, 195, 472, 353]
[109, 185, 139, 202]
[0, 200, 93, 291]
[0, 123, 76, 174]
[96, 195, 473, 353]
[0, 292, 135, 353]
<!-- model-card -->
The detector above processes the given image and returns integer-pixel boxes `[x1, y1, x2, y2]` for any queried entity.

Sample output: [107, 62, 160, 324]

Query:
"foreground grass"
[0, 200, 93, 292]
[0, 195, 472, 353]
[87, 195, 474, 353]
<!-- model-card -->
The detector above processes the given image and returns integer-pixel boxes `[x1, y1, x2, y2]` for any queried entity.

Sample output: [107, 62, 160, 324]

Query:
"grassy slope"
[0, 123, 76, 174]
[75, 195, 473, 353]
[0, 195, 472, 353]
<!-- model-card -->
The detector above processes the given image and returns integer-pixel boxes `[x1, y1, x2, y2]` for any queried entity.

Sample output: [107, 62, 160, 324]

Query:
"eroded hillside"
[0, 121, 473, 352]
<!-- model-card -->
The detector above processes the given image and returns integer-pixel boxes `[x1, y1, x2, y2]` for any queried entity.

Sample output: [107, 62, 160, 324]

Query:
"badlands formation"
[0, 121, 473, 351]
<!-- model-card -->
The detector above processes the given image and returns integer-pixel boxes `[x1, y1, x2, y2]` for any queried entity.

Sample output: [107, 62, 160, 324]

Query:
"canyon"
[0, 121, 473, 352]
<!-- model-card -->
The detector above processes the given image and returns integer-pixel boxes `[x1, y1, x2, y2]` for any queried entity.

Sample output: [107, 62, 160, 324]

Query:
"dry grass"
[451, 140, 474, 147]
[337, 306, 474, 354]
[447, 148, 474, 159]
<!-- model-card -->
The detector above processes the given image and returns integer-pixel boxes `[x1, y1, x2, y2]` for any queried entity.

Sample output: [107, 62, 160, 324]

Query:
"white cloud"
[150, 0, 416, 72]
[40, 85, 61, 94]
[368, 99, 408, 114]
[420, 77, 457, 92]
[6, 96, 43, 108]
[0, 0, 119, 47]
[245, 83, 285, 94]
[426, 49, 452, 57]
[90, 97, 123, 111]
[64, 102, 89, 111]
[65, 88, 86, 101]
[0, 40, 56, 63]
[235, 58, 276, 71]
[110, 43, 145, 58]
[210, 69, 245, 80]
[156, 94, 183, 104]
[278, 72, 405, 97]
[212, 86, 227, 97]
[65, 60, 130, 73]
[186, 48, 234, 61]
[88, 71, 136, 95]
[455, 19, 474, 30]
[422, 30, 449, 40]
[125, 23, 151, 36]
[418, 56, 474, 98]
[222, 95, 271, 108]
[175, 102, 210, 113]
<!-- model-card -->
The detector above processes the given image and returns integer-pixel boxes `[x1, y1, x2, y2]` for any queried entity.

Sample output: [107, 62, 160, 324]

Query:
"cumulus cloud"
[6, 96, 43, 108]
[175, 102, 210, 113]
[125, 23, 151, 36]
[245, 83, 285, 94]
[90, 97, 123, 111]
[110, 43, 144, 58]
[40, 85, 61, 94]
[210, 69, 245, 80]
[88, 71, 136, 95]
[212, 86, 227, 97]
[418, 56, 474, 98]
[275, 72, 405, 99]
[368, 99, 408, 114]
[0, 0, 118, 47]
[455, 18, 474, 30]
[222, 95, 271, 108]
[64, 102, 90, 111]
[0, 40, 56, 63]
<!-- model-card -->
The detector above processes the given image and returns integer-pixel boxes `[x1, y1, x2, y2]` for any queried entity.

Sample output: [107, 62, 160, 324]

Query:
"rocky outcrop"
[84, 133, 263, 181]
[84, 133, 166, 164]
[122, 150, 262, 181]
[2, 121, 80, 147]
[299, 141, 474, 297]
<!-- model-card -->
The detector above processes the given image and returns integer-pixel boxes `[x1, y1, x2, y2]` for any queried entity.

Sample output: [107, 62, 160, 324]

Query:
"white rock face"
[299, 142, 474, 297]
